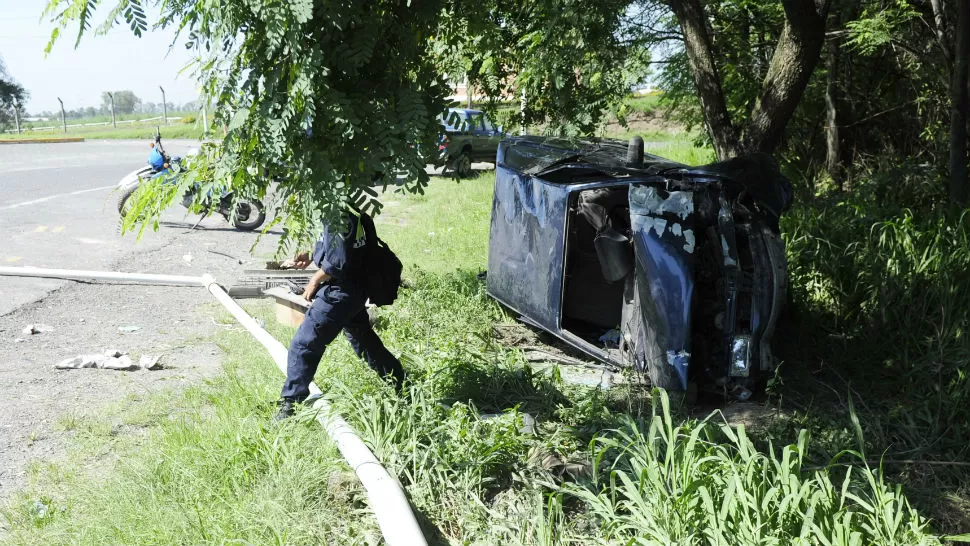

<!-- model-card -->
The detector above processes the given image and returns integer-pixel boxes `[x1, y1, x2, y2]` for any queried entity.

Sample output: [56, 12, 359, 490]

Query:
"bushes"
[779, 181, 970, 532]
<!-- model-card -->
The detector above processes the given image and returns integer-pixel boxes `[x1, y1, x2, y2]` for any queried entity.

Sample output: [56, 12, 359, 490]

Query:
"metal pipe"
[0, 266, 206, 286]
[0, 266, 427, 546]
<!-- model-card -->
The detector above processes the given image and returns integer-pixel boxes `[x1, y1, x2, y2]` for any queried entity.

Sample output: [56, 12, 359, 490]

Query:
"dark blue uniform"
[281, 211, 404, 402]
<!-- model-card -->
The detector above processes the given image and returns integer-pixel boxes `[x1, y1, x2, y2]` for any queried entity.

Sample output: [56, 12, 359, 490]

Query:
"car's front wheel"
[454, 151, 473, 178]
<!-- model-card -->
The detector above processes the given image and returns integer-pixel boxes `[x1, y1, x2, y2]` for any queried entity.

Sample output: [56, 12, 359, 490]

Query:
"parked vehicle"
[487, 136, 792, 400]
[116, 131, 266, 231]
[437, 108, 505, 177]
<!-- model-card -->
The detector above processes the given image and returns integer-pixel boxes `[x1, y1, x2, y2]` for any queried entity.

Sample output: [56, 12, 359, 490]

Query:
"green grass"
[2, 112, 207, 141]
[0, 122, 205, 141]
[0, 168, 959, 544]
[621, 93, 662, 116]
[376, 175, 494, 275]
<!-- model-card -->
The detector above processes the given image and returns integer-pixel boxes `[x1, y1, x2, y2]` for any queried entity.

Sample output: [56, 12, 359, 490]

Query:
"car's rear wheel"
[454, 151, 473, 178]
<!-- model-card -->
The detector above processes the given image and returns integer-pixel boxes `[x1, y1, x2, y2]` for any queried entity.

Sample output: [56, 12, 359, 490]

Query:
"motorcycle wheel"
[117, 183, 141, 218]
[230, 199, 266, 231]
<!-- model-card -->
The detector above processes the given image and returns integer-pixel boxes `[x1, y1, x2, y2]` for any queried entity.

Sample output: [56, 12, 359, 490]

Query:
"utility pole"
[159, 86, 168, 125]
[12, 98, 21, 134]
[57, 97, 66, 133]
[108, 92, 116, 128]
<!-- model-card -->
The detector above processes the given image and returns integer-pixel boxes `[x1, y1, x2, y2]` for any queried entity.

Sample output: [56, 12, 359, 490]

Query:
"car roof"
[499, 135, 685, 180]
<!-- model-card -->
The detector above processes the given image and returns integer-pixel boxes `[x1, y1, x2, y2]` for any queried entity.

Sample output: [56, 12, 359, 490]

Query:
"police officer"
[275, 208, 405, 420]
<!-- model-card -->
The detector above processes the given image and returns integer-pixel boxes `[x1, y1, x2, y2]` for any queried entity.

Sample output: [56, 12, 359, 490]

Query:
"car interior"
[561, 186, 636, 363]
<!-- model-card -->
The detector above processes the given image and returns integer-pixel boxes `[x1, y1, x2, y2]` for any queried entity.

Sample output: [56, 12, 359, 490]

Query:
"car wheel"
[454, 151, 473, 178]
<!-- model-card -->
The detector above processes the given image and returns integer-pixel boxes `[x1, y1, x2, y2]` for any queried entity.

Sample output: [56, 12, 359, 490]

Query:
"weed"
[2, 169, 957, 544]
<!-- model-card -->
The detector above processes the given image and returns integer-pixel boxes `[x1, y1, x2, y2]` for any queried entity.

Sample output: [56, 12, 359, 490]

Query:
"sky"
[0, 0, 200, 114]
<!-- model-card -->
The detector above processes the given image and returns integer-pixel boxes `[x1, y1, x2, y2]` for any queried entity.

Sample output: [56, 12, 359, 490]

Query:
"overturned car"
[487, 136, 792, 399]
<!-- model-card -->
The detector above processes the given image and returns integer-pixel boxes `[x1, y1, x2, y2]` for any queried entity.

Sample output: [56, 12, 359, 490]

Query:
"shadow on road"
[158, 220, 285, 236]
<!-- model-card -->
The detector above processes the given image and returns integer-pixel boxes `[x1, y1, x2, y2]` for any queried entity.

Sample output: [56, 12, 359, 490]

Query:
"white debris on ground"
[21, 324, 54, 335]
[54, 350, 163, 372]
[118, 325, 142, 334]
[139, 354, 163, 370]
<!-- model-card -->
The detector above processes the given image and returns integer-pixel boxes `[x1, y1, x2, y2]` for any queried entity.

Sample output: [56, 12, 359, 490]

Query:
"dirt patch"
[0, 220, 279, 507]
[601, 111, 687, 137]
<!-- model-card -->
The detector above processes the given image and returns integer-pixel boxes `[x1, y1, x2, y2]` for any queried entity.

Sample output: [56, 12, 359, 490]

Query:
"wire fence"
[3, 115, 186, 134]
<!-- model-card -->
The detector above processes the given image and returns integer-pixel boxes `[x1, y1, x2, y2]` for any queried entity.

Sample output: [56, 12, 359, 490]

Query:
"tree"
[50, 0, 460, 247]
[101, 90, 141, 114]
[650, 0, 830, 159]
[0, 56, 28, 130]
[437, 1, 648, 136]
[948, 0, 969, 205]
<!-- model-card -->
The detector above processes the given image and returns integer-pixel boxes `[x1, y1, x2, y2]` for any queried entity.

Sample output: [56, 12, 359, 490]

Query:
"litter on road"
[118, 325, 142, 334]
[21, 324, 53, 335]
[55, 350, 137, 371]
[139, 354, 163, 370]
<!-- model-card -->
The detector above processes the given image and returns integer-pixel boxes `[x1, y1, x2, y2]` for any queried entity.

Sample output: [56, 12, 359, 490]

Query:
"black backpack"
[359, 212, 403, 306]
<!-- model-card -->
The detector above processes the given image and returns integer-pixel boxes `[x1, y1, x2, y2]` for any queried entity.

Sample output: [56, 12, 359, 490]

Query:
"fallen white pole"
[0, 266, 427, 546]
[0, 266, 206, 287]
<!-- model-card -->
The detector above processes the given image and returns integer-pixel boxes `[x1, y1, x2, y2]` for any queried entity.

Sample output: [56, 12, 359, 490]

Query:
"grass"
[1, 156, 963, 543]
[1, 114, 206, 141]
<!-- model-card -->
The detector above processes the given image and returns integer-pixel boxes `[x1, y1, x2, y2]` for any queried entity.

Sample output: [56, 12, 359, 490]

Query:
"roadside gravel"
[0, 218, 281, 505]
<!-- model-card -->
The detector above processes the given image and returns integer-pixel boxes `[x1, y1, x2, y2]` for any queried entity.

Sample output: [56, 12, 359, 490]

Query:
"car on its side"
[487, 136, 793, 400]
[437, 108, 505, 177]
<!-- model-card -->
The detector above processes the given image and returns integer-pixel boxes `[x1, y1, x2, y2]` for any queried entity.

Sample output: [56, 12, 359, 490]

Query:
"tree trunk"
[741, 0, 828, 154]
[949, 0, 969, 206]
[824, 34, 842, 185]
[930, 0, 954, 71]
[668, 0, 740, 159]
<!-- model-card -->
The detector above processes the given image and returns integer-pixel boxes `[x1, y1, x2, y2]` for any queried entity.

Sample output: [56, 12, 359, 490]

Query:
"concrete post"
[57, 97, 66, 133]
[12, 99, 20, 134]
[108, 92, 116, 128]
[160, 86, 168, 125]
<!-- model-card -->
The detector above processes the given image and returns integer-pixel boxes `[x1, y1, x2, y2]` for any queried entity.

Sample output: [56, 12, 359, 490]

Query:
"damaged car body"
[487, 136, 792, 399]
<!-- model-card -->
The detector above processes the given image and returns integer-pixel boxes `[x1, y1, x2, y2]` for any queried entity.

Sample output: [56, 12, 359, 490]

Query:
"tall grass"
[1, 170, 955, 544]
[563, 393, 939, 545]
[783, 204, 970, 455]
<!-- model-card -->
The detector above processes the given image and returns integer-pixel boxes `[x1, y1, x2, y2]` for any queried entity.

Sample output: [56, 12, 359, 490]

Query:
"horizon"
[0, 1, 200, 115]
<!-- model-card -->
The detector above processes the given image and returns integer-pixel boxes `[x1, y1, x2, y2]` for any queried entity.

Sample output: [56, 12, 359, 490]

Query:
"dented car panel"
[487, 136, 792, 396]
[487, 167, 571, 332]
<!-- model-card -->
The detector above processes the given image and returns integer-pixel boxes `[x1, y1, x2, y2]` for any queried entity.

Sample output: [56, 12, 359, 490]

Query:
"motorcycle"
[116, 131, 267, 231]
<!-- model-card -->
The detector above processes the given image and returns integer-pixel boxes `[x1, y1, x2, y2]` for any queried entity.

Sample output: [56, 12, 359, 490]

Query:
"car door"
[465, 113, 490, 161]
[480, 115, 503, 163]
[627, 183, 697, 391]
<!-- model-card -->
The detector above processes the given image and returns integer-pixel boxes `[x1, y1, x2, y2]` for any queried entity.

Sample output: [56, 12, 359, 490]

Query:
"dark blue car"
[487, 136, 792, 400]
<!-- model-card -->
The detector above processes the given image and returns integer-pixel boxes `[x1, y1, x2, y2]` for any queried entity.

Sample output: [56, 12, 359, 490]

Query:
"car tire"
[454, 151, 473, 178]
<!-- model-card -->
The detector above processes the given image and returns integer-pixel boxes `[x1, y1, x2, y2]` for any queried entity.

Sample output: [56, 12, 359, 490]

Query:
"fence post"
[108, 92, 116, 128]
[160, 86, 168, 126]
[13, 99, 21, 134]
[57, 97, 66, 133]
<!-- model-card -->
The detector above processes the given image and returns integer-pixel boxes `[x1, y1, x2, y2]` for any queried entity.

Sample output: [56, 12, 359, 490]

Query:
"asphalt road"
[0, 139, 201, 316]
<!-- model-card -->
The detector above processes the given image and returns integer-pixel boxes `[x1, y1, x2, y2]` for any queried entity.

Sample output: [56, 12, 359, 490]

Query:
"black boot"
[273, 399, 297, 421]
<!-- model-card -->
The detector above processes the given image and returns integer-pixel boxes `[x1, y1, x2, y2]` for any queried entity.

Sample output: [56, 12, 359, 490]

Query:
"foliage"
[43, 0, 662, 249]
[563, 395, 939, 545]
[46, 0, 456, 251]
[100, 90, 141, 114]
[0, 172, 953, 544]
[435, 0, 650, 136]
[0, 56, 28, 130]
